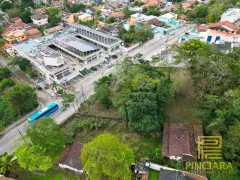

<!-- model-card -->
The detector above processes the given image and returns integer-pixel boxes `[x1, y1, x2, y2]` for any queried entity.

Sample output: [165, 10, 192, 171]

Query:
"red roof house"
[58, 143, 83, 173]
[162, 123, 198, 162]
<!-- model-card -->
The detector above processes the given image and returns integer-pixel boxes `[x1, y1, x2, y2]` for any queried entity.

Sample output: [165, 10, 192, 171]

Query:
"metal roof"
[65, 39, 100, 52]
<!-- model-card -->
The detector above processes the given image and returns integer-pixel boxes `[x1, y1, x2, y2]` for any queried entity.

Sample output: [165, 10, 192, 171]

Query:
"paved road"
[0, 25, 192, 155]
[128, 25, 192, 59]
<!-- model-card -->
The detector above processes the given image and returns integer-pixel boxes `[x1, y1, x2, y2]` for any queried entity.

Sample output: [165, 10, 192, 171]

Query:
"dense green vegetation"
[0, 153, 17, 175]
[186, 0, 238, 23]
[119, 24, 154, 46]
[0, 66, 37, 130]
[11, 56, 37, 78]
[94, 56, 173, 133]
[175, 39, 240, 176]
[81, 133, 135, 180]
[15, 118, 65, 172]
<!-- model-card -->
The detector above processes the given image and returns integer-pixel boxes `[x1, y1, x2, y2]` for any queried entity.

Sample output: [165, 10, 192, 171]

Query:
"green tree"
[0, 26, 3, 34]
[70, 3, 86, 13]
[81, 133, 135, 180]
[134, 24, 154, 42]
[46, 7, 60, 26]
[146, 6, 161, 16]
[61, 92, 74, 109]
[94, 75, 112, 108]
[11, 56, 32, 71]
[0, 67, 11, 81]
[4, 83, 38, 116]
[122, 7, 135, 19]
[0, 39, 4, 48]
[6, 8, 21, 18]
[26, 117, 65, 159]
[20, 10, 32, 23]
[126, 92, 160, 133]
[1, 1, 13, 12]
[15, 144, 52, 172]
[0, 153, 17, 175]
[96, 9, 101, 17]
[105, 17, 115, 24]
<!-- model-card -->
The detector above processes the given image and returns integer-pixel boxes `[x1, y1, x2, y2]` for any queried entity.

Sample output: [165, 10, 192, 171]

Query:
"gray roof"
[65, 39, 100, 53]
[160, 169, 194, 180]
[31, 14, 47, 20]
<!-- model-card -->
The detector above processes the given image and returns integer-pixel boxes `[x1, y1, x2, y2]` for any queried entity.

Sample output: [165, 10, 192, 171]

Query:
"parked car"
[36, 85, 42, 90]
[169, 32, 175, 35]
[37, 78, 44, 83]
[111, 55, 118, 59]
[90, 67, 97, 71]
[108, 63, 113, 68]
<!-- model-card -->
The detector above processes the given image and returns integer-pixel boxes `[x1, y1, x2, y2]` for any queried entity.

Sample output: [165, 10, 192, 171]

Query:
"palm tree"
[0, 153, 17, 175]
[50, 81, 59, 92]
[207, 109, 227, 134]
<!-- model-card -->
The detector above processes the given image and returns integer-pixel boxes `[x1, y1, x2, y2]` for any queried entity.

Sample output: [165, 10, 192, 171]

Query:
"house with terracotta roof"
[0, 175, 16, 180]
[3, 17, 28, 33]
[109, 12, 125, 21]
[162, 123, 203, 162]
[196, 21, 240, 34]
[33, 8, 46, 14]
[2, 29, 27, 44]
[143, 0, 160, 7]
[43, 26, 63, 35]
[58, 143, 83, 173]
[147, 18, 165, 27]
[25, 28, 41, 39]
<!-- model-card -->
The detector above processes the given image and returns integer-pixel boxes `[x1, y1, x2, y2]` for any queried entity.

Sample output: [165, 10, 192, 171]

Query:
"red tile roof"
[162, 123, 197, 161]
[209, 21, 240, 33]
[58, 143, 83, 171]
[109, 12, 124, 18]
[25, 28, 41, 38]
[147, 18, 165, 27]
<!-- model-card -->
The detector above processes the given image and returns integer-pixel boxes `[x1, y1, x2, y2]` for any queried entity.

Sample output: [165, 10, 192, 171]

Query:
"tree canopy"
[175, 39, 240, 170]
[94, 57, 173, 133]
[15, 118, 65, 171]
[81, 133, 134, 180]
[26, 117, 65, 159]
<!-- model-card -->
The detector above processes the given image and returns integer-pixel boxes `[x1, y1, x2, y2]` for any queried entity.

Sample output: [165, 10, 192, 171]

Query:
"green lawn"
[11, 168, 83, 180]
[148, 169, 160, 180]
[166, 69, 198, 125]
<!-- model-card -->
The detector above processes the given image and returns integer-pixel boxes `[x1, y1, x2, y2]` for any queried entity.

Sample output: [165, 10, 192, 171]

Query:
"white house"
[31, 14, 48, 26]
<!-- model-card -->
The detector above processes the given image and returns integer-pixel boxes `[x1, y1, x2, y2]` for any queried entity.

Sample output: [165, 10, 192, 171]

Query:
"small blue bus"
[28, 102, 59, 122]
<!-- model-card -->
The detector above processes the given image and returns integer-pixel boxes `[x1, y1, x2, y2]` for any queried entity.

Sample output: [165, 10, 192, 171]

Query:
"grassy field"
[166, 69, 198, 125]
[148, 169, 160, 180]
[63, 118, 160, 160]
[10, 168, 83, 180]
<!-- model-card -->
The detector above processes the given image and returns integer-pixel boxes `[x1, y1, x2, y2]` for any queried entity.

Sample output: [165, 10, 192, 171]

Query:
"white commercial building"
[220, 8, 240, 26]
[13, 25, 122, 84]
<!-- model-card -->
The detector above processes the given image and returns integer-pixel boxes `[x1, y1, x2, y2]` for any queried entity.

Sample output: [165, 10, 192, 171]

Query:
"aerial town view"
[0, 0, 239, 179]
